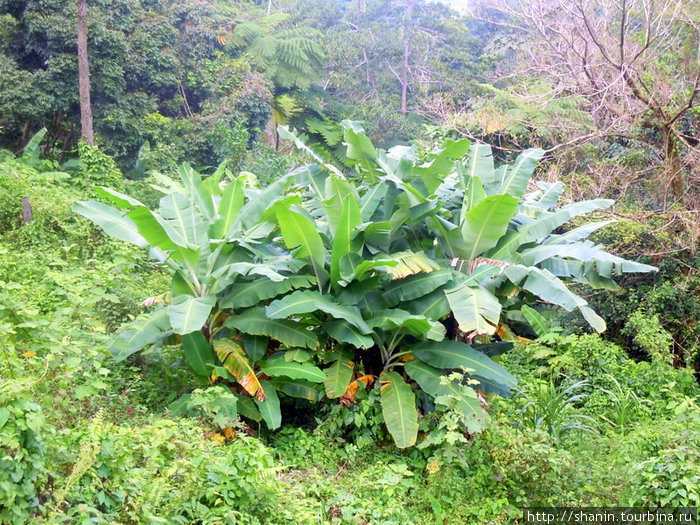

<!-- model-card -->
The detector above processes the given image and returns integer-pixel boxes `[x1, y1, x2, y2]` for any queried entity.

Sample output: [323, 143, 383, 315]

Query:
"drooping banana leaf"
[214, 339, 265, 401]
[411, 340, 516, 393]
[266, 290, 371, 335]
[73, 201, 148, 248]
[255, 380, 281, 429]
[225, 307, 319, 349]
[275, 205, 327, 287]
[324, 320, 374, 349]
[220, 275, 316, 309]
[445, 283, 501, 335]
[110, 308, 172, 361]
[324, 355, 355, 398]
[382, 269, 453, 307]
[331, 195, 362, 286]
[495, 148, 544, 198]
[379, 371, 418, 448]
[182, 331, 215, 377]
[259, 354, 324, 383]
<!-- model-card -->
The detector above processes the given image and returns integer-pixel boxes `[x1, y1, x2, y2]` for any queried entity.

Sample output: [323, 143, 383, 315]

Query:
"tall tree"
[76, 0, 94, 145]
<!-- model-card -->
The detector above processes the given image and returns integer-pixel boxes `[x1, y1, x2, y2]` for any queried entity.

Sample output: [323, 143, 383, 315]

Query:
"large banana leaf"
[94, 186, 148, 209]
[463, 143, 495, 184]
[411, 340, 516, 392]
[461, 175, 487, 218]
[254, 380, 281, 429]
[521, 241, 656, 273]
[460, 194, 519, 260]
[405, 288, 451, 321]
[360, 221, 392, 253]
[73, 201, 148, 247]
[496, 148, 544, 197]
[182, 331, 215, 377]
[331, 195, 362, 286]
[324, 355, 355, 398]
[445, 283, 501, 335]
[491, 199, 614, 259]
[243, 334, 268, 362]
[414, 138, 470, 194]
[326, 174, 358, 232]
[168, 294, 216, 335]
[284, 348, 314, 363]
[404, 359, 447, 396]
[324, 320, 374, 349]
[259, 354, 324, 383]
[528, 181, 564, 209]
[580, 305, 606, 333]
[214, 339, 265, 401]
[220, 275, 316, 309]
[235, 171, 294, 230]
[276, 206, 327, 286]
[270, 378, 322, 401]
[543, 220, 617, 245]
[505, 266, 606, 332]
[211, 174, 246, 238]
[110, 308, 172, 361]
[382, 269, 453, 307]
[359, 183, 388, 221]
[266, 290, 371, 334]
[353, 251, 440, 280]
[178, 164, 215, 221]
[127, 206, 200, 265]
[379, 371, 418, 448]
[521, 305, 550, 337]
[368, 309, 445, 340]
[225, 307, 319, 349]
[159, 192, 209, 250]
[517, 267, 585, 311]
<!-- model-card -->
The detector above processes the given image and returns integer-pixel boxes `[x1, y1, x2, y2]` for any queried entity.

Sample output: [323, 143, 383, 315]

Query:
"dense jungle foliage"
[1, 0, 699, 524]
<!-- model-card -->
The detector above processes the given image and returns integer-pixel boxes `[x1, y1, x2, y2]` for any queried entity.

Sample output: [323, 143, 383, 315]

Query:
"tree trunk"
[22, 197, 33, 224]
[77, 0, 94, 146]
[19, 121, 31, 151]
[662, 126, 684, 201]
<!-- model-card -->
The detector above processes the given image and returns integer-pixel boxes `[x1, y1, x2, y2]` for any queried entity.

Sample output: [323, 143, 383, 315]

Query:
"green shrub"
[585, 214, 700, 369]
[76, 143, 124, 190]
[45, 418, 319, 524]
[629, 446, 700, 507]
[0, 386, 50, 525]
[501, 333, 699, 432]
[623, 310, 674, 363]
[485, 422, 584, 506]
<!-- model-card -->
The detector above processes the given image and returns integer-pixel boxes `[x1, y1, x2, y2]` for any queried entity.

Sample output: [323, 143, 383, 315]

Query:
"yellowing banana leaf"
[214, 339, 265, 401]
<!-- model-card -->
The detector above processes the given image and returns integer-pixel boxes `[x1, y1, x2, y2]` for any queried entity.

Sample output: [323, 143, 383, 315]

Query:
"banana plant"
[312, 122, 655, 336]
[273, 123, 655, 447]
[429, 142, 656, 336]
[73, 163, 318, 425]
[252, 154, 516, 448]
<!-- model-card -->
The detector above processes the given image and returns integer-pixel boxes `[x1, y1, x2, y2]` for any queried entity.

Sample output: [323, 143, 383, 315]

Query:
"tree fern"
[225, 15, 324, 90]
